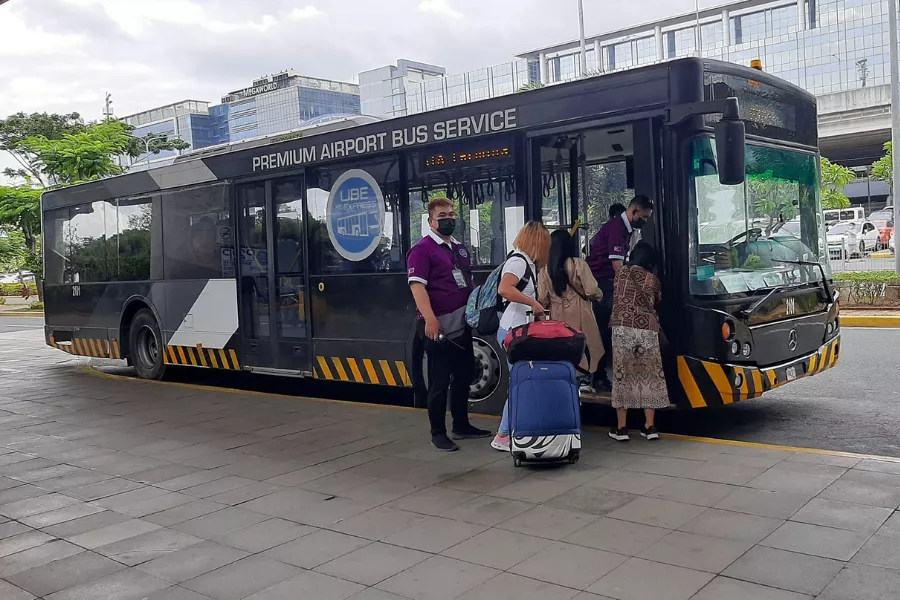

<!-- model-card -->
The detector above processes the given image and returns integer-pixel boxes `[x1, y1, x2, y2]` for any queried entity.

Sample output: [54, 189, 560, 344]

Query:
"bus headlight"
[731, 341, 741, 356]
[742, 343, 752, 357]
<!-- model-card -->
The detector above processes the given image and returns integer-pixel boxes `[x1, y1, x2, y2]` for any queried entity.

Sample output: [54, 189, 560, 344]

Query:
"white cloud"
[0, 12, 85, 56]
[419, 0, 462, 19]
[291, 6, 323, 20]
[205, 15, 280, 33]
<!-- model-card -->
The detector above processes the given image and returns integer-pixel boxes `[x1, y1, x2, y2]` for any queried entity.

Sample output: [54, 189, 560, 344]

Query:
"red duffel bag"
[503, 320, 586, 366]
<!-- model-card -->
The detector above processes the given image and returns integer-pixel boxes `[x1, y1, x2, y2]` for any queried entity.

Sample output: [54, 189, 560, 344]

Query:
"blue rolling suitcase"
[508, 360, 582, 467]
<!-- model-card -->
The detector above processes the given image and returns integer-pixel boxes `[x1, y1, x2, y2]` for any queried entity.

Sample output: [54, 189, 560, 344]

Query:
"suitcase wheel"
[568, 455, 579, 465]
[513, 457, 523, 468]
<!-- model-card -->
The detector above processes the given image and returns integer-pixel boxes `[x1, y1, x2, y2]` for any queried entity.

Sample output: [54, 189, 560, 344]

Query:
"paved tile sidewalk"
[1, 329, 900, 599]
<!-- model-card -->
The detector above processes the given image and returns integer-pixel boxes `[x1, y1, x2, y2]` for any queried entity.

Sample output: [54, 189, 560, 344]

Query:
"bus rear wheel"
[129, 309, 166, 380]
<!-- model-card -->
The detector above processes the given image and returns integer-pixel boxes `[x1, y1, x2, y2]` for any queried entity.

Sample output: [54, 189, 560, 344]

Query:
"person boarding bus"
[586, 195, 654, 390]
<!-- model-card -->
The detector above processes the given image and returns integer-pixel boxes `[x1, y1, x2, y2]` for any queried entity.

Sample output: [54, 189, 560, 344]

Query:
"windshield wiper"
[772, 259, 835, 303]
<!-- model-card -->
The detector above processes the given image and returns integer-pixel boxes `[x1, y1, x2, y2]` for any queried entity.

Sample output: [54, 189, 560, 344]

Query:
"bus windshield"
[689, 139, 830, 296]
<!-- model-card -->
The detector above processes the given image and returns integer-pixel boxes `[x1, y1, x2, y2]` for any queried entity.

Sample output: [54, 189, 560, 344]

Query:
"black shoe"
[451, 425, 492, 440]
[432, 435, 460, 452]
[609, 427, 630, 442]
[641, 426, 660, 441]
[594, 378, 613, 392]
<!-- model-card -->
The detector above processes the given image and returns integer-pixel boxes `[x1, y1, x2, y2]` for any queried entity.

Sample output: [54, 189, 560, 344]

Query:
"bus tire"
[419, 334, 508, 416]
[129, 309, 166, 380]
[468, 334, 508, 416]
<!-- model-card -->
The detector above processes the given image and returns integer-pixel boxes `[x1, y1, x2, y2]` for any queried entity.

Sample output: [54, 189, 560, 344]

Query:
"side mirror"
[714, 118, 746, 186]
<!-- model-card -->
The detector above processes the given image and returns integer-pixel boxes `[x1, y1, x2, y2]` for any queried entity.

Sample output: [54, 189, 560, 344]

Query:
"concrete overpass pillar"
[655, 25, 664, 61]
[594, 40, 603, 71]
[723, 9, 731, 47]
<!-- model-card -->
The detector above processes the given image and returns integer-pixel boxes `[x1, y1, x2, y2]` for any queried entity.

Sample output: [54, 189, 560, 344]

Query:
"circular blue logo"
[325, 169, 385, 261]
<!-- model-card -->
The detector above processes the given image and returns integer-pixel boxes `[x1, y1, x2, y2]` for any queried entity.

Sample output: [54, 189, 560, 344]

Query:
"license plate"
[785, 366, 797, 381]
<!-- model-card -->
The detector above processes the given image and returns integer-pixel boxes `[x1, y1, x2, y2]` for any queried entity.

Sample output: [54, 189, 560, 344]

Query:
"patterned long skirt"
[611, 326, 670, 410]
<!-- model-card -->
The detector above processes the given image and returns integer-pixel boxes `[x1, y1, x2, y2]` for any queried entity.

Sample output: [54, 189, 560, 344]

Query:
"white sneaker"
[491, 433, 510, 452]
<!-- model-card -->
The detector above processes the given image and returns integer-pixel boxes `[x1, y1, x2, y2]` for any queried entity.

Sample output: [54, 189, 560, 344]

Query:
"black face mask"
[632, 217, 647, 230]
[436, 218, 456, 236]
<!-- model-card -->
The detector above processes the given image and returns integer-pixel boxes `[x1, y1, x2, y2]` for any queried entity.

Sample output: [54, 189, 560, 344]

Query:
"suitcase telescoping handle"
[525, 309, 549, 323]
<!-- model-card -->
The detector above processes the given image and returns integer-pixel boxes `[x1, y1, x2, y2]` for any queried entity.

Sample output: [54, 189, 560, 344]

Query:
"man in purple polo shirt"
[587, 194, 654, 390]
[408, 197, 491, 452]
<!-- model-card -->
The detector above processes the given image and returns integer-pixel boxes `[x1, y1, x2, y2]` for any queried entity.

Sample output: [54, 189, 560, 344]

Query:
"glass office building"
[518, 0, 888, 97]
[222, 70, 361, 142]
[120, 100, 213, 171]
[359, 60, 446, 118]
[360, 58, 539, 118]
[367, 0, 890, 119]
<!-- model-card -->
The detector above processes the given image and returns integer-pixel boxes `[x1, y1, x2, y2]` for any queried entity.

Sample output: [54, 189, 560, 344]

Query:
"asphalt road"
[0, 315, 44, 334]
[653, 328, 896, 456]
[9, 313, 896, 456]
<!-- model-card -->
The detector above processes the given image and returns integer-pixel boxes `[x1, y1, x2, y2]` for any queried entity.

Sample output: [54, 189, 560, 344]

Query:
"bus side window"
[113, 196, 159, 282]
[161, 182, 232, 280]
[305, 157, 404, 275]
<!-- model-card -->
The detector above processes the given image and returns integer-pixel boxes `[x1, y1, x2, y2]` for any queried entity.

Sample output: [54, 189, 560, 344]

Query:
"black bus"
[41, 57, 840, 413]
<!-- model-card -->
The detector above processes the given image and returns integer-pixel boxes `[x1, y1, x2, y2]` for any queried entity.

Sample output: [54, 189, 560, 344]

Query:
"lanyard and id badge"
[448, 245, 469, 290]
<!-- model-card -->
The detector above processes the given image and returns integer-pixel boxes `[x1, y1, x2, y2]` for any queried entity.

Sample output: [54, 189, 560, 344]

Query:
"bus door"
[531, 120, 659, 253]
[235, 177, 311, 374]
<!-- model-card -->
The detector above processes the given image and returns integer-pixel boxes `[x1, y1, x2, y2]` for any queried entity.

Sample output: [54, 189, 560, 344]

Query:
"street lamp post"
[889, 0, 900, 271]
[577, 0, 587, 76]
[695, 0, 702, 58]
[131, 136, 152, 170]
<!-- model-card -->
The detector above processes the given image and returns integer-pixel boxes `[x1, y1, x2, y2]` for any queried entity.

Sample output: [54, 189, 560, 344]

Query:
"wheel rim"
[469, 336, 502, 403]
[135, 325, 159, 368]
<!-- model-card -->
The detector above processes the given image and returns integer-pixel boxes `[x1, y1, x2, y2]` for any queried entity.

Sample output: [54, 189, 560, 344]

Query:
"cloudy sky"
[0, 0, 719, 180]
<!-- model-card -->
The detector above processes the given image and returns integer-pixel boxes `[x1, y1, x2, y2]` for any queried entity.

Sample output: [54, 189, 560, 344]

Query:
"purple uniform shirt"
[407, 230, 473, 319]
[587, 212, 633, 283]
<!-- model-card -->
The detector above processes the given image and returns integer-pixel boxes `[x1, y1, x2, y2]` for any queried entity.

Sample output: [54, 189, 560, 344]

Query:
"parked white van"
[824, 207, 865, 228]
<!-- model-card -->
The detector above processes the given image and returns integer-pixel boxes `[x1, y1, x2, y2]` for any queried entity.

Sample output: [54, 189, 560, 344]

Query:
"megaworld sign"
[223, 81, 286, 102]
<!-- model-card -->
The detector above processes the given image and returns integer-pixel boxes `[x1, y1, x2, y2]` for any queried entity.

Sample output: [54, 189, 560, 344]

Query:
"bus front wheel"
[129, 309, 166, 380]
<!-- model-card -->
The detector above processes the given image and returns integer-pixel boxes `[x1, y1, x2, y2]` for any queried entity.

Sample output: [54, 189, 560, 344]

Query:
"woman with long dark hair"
[608, 242, 667, 442]
[537, 229, 604, 393]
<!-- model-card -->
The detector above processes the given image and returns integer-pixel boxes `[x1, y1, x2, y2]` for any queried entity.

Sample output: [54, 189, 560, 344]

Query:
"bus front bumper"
[676, 335, 840, 408]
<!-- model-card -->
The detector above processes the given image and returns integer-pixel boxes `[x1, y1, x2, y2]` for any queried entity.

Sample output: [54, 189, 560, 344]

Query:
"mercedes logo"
[788, 329, 798, 351]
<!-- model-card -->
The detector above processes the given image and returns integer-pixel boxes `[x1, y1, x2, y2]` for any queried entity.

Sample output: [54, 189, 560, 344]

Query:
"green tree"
[11, 118, 189, 186]
[0, 230, 26, 273]
[747, 174, 799, 236]
[517, 82, 545, 92]
[22, 120, 133, 184]
[871, 141, 893, 190]
[0, 185, 41, 255]
[0, 112, 85, 186]
[820, 157, 854, 210]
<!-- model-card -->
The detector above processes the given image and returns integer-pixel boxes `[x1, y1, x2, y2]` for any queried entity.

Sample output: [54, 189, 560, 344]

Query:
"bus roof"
[43, 57, 814, 210]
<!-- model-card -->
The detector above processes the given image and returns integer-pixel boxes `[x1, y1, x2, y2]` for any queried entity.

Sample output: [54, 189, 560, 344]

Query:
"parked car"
[870, 218, 895, 249]
[826, 221, 881, 259]
[0, 272, 34, 284]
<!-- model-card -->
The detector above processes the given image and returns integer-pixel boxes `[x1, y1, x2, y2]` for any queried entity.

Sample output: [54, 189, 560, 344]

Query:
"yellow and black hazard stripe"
[49, 336, 121, 359]
[677, 336, 840, 408]
[313, 356, 412, 388]
[164, 346, 241, 370]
